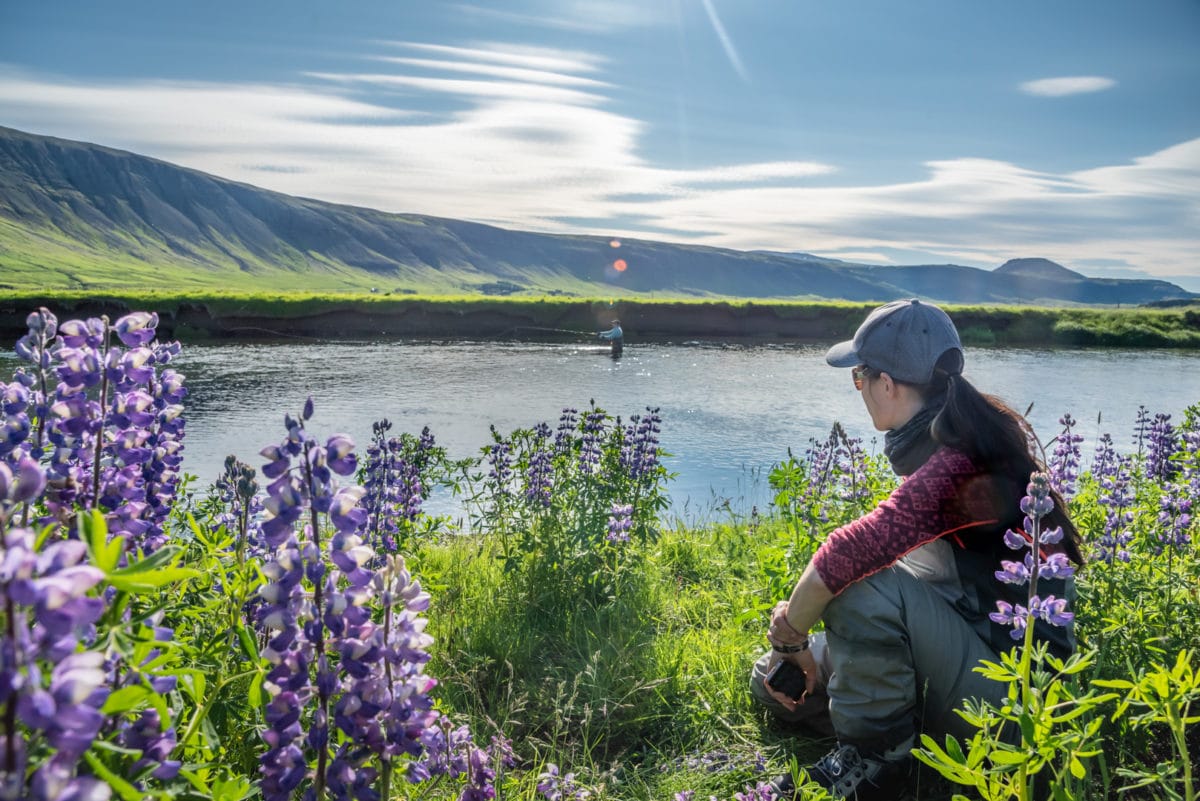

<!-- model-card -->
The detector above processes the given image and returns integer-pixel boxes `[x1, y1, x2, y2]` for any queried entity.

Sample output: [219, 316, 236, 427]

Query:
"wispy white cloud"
[381, 42, 607, 75]
[452, 1, 668, 33]
[673, 162, 834, 185]
[368, 56, 610, 89]
[818, 251, 897, 264]
[1019, 76, 1116, 97]
[304, 71, 607, 107]
[0, 53, 1196, 285]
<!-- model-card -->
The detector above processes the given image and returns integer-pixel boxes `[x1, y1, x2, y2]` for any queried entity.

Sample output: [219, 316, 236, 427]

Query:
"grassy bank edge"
[2, 290, 1199, 348]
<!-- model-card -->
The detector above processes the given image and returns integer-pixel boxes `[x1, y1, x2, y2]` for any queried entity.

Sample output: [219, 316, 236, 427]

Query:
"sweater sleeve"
[811, 448, 1001, 595]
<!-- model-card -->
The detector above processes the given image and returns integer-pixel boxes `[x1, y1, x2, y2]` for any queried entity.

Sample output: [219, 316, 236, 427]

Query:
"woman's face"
[857, 370, 889, 431]
[856, 368, 921, 431]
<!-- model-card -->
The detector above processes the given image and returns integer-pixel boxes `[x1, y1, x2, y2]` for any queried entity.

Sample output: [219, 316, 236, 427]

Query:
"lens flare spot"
[610, 239, 621, 248]
[613, 259, 627, 272]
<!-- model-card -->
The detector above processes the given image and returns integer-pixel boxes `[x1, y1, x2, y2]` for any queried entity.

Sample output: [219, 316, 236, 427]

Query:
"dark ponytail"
[928, 370, 1084, 564]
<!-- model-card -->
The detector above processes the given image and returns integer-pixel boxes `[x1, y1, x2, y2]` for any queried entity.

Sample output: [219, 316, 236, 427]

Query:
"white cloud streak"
[451, 1, 668, 33]
[0, 53, 1196, 285]
[700, 0, 750, 82]
[380, 42, 607, 75]
[1019, 76, 1117, 97]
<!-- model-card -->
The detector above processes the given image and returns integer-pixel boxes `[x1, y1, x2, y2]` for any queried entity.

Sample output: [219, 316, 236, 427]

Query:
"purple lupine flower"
[113, 312, 159, 347]
[443, 731, 496, 801]
[578, 409, 606, 474]
[0, 456, 45, 509]
[622, 407, 663, 482]
[524, 424, 554, 509]
[536, 764, 590, 801]
[359, 420, 439, 553]
[1096, 454, 1135, 563]
[832, 425, 870, 505]
[1048, 413, 1085, 500]
[14, 309, 59, 372]
[554, 408, 578, 456]
[606, 503, 633, 543]
[118, 708, 181, 780]
[486, 431, 513, 491]
[362, 421, 405, 553]
[1, 525, 114, 798]
[988, 600, 1030, 640]
[1181, 429, 1200, 485]
[994, 556, 1032, 585]
[252, 404, 448, 801]
[1091, 433, 1117, 483]
[1030, 595, 1075, 627]
[488, 734, 516, 770]
[214, 455, 264, 557]
[1146, 413, 1178, 482]
[989, 472, 1075, 643]
[800, 430, 841, 522]
[27, 755, 112, 801]
[1156, 485, 1192, 552]
[0, 380, 33, 462]
[1039, 552, 1075, 580]
[1133, 405, 1151, 457]
[31, 311, 186, 551]
[734, 782, 778, 801]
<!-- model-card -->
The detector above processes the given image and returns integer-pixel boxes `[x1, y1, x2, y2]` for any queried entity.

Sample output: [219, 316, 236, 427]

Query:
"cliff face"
[1, 125, 1195, 305]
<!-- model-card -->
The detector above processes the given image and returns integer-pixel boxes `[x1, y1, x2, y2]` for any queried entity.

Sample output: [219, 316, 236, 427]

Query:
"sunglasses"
[852, 364, 873, 391]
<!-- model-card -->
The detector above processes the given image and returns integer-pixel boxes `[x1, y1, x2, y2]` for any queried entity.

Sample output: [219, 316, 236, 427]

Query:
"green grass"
[411, 516, 843, 798]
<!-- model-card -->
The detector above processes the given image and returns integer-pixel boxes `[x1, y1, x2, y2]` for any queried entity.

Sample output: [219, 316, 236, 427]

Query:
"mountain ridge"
[0, 125, 1194, 305]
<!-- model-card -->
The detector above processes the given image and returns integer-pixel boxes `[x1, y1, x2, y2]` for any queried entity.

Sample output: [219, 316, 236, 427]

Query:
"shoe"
[769, 743, 912, 800]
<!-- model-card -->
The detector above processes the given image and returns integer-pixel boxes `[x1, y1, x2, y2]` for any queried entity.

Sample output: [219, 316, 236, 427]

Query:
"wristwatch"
[771, 641, 809, 654]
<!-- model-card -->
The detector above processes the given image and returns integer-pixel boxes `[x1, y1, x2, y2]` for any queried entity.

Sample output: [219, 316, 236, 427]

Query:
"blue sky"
[2, 0, 1198, 289]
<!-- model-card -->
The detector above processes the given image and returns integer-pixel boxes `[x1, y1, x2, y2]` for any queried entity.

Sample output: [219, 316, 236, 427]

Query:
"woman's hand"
[764, 600, 818, 709]
[763, 649, 819, 711]
[767, 600, 808, 647]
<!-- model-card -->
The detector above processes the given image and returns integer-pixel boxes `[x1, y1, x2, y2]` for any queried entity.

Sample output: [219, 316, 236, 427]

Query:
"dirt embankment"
[0, 297, 871, 343]
[2, 295, 1198, 347]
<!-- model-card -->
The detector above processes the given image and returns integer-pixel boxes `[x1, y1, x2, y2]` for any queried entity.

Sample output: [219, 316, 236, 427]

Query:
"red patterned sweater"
[812, 447, 1012, 595]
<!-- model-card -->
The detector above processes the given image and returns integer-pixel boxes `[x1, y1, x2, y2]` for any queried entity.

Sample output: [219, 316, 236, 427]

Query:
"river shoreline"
[2, 292, 1199, 348]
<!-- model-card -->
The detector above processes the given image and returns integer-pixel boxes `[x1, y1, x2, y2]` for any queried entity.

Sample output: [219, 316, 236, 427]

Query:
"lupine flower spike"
[989, 473, 1075, 640]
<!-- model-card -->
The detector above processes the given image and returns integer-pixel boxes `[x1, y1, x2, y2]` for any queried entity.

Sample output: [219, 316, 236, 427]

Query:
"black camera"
[765, 660, 808, 701]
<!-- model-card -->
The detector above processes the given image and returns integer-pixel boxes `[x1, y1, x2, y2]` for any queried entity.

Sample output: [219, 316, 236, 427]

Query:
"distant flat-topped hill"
[0, 125, 1194, 305]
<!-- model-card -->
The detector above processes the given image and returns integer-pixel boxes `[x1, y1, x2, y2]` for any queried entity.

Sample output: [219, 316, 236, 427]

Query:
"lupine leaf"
[988, 749, 1027, 766]
[944, 735, 966, 764]
[237, 624, 259, 661]
[248, 668, 267, 708]
[83, 508, 122, 573]
[85, 751, 145, 801]
[101, 685, 150, 715]
[107, 565, 202, 592]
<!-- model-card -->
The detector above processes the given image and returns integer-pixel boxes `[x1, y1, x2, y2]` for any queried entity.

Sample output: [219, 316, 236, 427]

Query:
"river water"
[4, 341, 1198, 521]
[166, 341, 1199, 521]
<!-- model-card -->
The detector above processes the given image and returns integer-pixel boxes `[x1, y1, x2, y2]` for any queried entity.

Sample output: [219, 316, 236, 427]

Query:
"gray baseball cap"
[825, 298, 964, 384]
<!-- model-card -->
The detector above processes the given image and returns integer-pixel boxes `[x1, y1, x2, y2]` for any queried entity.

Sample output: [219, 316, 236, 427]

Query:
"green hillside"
[1, 125, 1195, 305]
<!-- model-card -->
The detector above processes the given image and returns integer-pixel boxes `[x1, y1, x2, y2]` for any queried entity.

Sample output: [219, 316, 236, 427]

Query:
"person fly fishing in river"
[597, 319, 623, 357]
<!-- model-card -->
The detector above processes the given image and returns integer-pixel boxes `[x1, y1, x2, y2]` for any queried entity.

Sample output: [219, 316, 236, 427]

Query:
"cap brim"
[825, 339, 860, 368]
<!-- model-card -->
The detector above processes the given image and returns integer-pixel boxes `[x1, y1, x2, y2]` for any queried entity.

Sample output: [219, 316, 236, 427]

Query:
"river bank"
[3, 291, 1199, 348]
